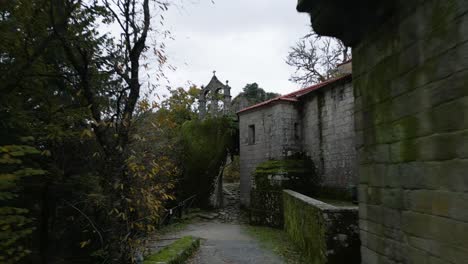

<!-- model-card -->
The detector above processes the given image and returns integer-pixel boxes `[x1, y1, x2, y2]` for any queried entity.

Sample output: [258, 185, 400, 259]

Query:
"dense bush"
[180, 117, 238, 207]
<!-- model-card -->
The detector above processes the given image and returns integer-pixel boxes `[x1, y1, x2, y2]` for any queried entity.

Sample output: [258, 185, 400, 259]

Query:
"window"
[248, 125, 255, 145]
[294, 122, 300, 140]
[338, 87, 345, 101]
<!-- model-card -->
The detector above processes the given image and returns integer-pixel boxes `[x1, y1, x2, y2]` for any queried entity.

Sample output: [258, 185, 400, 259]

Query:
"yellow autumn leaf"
[79, 240, 91, 248]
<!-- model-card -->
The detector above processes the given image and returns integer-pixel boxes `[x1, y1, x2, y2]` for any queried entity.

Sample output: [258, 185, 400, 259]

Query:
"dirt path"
[147, 182, 285, 264]
[185, 221, 283, 264]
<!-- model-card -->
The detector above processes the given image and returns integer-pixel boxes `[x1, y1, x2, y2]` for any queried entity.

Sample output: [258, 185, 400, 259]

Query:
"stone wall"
[239, 102, 301, 206]
[239, 78, 356, 206]
[302, 81, 357, 192]
[283, 190, 360, 264]
[352, 1, 468, 263]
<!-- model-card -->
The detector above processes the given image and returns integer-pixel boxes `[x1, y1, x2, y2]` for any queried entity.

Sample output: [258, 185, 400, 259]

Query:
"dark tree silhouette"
[286, 33, 351, 87]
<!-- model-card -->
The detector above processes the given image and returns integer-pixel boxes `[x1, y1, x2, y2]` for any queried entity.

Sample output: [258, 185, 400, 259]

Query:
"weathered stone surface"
[239, 77, 356, 207]
[283, 190, 360, 264]
[297, 0, 468, 263]
[239, 102, 302, 207]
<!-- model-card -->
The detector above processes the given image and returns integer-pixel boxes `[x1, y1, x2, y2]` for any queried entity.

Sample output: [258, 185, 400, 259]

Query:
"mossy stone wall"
[352, 1, 468, 263]
[297, 0, 468, 263]
[283, 190, 360, 264]
[250, 157, 317, 227]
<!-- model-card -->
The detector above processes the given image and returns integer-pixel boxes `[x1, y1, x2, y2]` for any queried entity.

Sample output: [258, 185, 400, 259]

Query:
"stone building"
[297, 0, 468, 263]
[198, 72, 231, 118]
[238, 62, 355, 207]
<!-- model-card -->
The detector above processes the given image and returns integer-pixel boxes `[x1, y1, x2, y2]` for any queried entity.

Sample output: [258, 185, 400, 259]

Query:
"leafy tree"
[1, 0, 175, 262]
[47, 0, 174, 261]
[231, 83, 280, 113]
[241, 83, 279, 103]
[0, 144, 45, 264]
[286, 33, 351, 86]
[180, 117, 238, 207]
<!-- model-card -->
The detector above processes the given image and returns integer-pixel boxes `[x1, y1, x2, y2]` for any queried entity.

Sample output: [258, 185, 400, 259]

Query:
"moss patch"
[253, 156, 317, 194]
[283, 192, 327, 264]
[157, 209, 201, 236]
[243, 225, 307, 264]
[250, 155, 318, 227]
[144, 236, 200, 264]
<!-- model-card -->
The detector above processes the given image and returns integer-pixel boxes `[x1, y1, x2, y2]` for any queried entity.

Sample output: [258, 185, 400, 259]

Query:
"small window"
[338, 87, 345, 101]
[248, 125, 255, 145]
[294, 122, 300, 140]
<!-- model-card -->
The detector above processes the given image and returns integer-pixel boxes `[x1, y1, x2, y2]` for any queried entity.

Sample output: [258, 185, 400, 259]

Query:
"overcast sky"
[159, 0, 311, 97]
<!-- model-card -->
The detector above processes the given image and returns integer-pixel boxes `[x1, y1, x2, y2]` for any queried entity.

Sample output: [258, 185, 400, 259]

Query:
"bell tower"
[198, 71, 231, 119]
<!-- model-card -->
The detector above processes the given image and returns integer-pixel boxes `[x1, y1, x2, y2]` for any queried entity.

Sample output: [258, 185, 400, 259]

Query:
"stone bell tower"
[199, 71, 231, 119]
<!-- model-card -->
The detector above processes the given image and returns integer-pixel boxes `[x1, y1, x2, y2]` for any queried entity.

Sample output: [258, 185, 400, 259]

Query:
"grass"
[144, 236, 200, 264]
[156, 209, 201, 236]
[243, 225, 307, 264]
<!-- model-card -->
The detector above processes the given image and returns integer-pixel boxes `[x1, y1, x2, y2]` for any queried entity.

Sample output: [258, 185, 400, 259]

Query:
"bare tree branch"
[286, 33, 352, 87]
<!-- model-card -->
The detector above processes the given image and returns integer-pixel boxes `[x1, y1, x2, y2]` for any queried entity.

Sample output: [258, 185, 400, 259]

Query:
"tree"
[180, 117, 238, 207]
[286, 33, 351, 87]
[242, 83, 279, 103]
[48, 0, 174, 261]
[231, 83, 280, 113]
[1, 0, 174, 262]
[0, 144, 45, 264]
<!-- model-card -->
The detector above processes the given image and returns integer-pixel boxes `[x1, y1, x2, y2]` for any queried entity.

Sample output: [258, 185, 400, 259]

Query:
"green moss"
[253, 156, 318, 194]
[244, 225, 307, 264]
[144, 236, 200, 264]
[250, 156, 318, 227]
[283, 193, 327, 264]
[430, 0, 456, 39]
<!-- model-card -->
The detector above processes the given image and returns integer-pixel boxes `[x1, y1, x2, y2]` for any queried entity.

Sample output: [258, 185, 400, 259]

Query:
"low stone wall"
[283, 190, 360, 264]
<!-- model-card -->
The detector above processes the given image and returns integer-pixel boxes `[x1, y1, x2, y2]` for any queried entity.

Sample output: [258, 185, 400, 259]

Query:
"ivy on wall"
[250, 154, 318, 227]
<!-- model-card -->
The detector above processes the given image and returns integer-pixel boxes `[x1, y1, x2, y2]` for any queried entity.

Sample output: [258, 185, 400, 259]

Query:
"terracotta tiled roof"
[237, 74, 351, 114]
[336, 59, 352, 67]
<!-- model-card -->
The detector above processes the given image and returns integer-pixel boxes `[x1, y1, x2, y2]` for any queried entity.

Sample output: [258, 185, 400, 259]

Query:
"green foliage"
[0, 144, 45, 263]
[244, 225, 307, 264]
[143, 236, 200, 264]
[180, 117, 238, 207]
[159, 86, 201, 124]
[283, 192, 327, 264]
[1, 0, 174, 262]
[250, 155, 318, 227]
[223, 155, 240, 183]
[240, 83, 279, 104]
[253, 155, 318, 195]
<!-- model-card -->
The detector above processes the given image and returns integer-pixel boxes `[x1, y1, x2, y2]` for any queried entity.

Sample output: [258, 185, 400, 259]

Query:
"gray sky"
[160, 0, 311, 97]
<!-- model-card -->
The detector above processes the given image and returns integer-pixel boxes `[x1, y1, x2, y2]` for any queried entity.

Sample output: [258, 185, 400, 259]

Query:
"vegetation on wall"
[250, 154, 318, 227]
[253, 155, 318, 195]
[283, 192, 327, 264]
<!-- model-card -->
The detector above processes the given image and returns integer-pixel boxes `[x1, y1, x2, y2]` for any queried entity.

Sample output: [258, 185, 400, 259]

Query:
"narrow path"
[185, 221, 283, 264]
[147, 182, 285, 264]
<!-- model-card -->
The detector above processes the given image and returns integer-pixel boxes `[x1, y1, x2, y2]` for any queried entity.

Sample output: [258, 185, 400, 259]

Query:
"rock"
[197, 213, 218, 220]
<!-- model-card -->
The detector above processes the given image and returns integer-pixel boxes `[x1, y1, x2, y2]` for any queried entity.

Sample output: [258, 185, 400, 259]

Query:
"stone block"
[283, 190, 360, 264]
[361, 246, 378, 264]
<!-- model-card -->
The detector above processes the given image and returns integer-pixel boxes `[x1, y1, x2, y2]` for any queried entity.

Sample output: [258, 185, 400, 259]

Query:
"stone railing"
[283, 190, 360, 264]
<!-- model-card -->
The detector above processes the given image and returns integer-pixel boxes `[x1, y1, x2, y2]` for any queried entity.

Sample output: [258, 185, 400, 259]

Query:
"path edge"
[143, 236, 201, 264]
